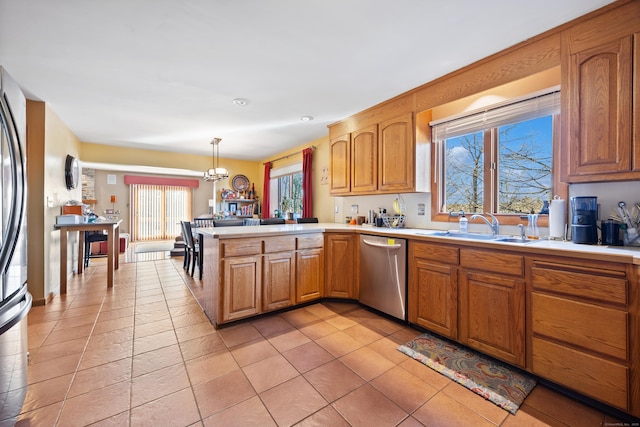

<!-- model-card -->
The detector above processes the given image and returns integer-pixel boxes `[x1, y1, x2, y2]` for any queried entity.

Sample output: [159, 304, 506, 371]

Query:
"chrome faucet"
[470, 213, 500, 236]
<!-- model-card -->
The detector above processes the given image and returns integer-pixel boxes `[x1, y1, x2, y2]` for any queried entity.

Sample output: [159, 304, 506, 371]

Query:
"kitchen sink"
[425, 231, 535, 244]
[427, 231, 496, 240]
[493, 236, 535, 244]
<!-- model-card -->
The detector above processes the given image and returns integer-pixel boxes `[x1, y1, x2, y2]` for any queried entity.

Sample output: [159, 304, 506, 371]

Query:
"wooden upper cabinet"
[329, 134, 350, 194]
[351, 125, 378, 194]
[379, 113, 414, 192]
[329, 111, 418, 195]
[562, 2, 640, 183]
[564, 35, 633, 181]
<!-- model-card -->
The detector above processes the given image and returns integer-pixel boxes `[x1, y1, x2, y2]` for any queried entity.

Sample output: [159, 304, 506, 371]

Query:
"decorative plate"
[231, 174, 249, 192]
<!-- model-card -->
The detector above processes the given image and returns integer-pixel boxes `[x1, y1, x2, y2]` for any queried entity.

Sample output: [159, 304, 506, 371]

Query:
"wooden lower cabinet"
[219, 234, 323, 323]
[263, 252, 295, 311]
[459, 270, 525, 367]
[296, 248, 324, 303]
[325, 233, 357, 298]
[408, 241, 459, 339]
[221, 255, 262, 322]
[459, 248, 525, 367]
[528, 257, 632, 412]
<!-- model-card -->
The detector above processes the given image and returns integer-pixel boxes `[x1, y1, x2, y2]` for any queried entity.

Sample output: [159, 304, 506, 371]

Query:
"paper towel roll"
[548, 196, 566, 239]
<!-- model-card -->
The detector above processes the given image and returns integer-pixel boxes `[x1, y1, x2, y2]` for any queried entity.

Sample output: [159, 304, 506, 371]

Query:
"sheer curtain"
[302, 148, 313, 218]
[262, 162, 272, 218]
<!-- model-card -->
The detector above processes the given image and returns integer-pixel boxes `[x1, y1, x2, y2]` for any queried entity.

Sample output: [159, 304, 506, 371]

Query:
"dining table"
[55, 219, 122, 293]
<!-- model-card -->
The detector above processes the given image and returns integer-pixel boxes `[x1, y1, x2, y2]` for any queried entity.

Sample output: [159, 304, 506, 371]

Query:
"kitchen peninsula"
[196, 223, 640, 419]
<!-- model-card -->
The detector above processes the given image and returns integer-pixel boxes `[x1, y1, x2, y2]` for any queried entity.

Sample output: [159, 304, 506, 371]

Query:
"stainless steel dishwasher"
[359, 234, 407, 321]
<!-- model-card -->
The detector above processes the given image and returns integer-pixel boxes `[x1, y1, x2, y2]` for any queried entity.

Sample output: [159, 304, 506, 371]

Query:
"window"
[432, 90, 559, 220]
[269, 163, 302, 218]
[277, 172, 302, 215]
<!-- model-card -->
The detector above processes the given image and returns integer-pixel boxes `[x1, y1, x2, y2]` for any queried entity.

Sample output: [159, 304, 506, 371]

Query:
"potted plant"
[281, 197, 293, 219]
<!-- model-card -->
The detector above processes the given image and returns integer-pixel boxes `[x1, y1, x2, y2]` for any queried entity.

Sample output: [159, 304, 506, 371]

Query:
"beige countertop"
[196, 222, 640, 265]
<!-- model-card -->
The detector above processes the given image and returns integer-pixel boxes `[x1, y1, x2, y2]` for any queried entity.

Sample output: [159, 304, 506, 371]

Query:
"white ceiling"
[0, 0, 615, 161]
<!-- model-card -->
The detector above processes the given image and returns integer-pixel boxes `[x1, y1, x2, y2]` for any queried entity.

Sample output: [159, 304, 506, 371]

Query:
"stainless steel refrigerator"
[0, 66, 31, 426]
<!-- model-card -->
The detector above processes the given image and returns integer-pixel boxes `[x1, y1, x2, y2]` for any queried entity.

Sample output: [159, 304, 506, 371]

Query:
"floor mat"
[398, 331, 536, 414]
[134, 241, 175, 254]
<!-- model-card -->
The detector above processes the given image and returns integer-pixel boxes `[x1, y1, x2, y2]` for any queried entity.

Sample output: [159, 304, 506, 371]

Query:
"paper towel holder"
[548, 195, 567, 240]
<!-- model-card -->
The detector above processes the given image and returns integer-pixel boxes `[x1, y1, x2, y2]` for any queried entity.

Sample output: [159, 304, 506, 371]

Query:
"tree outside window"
[444, 116, 552, 215]
[277, 172, 302, 217]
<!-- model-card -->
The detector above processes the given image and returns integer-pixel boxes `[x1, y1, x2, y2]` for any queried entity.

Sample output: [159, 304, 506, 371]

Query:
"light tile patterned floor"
[18, 255, 624, 426]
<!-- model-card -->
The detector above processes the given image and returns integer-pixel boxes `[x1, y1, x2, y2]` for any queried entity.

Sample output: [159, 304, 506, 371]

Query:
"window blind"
[130, 184, 192, 241]
[431, 87, 560, 141]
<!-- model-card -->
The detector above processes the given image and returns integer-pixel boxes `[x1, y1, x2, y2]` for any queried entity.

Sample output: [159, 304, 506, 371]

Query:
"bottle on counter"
[459, 213, 468, 233]
[526, 213, 539, 239]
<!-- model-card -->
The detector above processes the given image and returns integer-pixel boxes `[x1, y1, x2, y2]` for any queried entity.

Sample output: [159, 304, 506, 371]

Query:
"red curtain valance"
[124, 175, 200, 188]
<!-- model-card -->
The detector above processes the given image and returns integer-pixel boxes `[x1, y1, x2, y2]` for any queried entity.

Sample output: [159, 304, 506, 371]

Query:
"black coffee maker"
[571, 196, 598, 244]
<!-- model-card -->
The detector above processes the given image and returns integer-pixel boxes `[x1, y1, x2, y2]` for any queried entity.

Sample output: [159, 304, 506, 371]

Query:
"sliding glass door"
[130, 184, 192, 241]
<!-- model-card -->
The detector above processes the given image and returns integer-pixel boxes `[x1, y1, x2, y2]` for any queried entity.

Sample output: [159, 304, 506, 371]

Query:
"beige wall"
[259, 135, 333, 222]
[27, 100, 82, 305]
[89, 170, 215, 235]
[81, 142, 263, 217]
[80, 135, 334, 224]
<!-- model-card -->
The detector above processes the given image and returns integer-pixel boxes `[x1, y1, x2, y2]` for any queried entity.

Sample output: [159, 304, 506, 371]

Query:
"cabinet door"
[409, 258, 457, 339]
[296, 248, 324, 303]
[379, 113, 414, 192]
[325, 234, 356, 298]
[564, 35, 634, 181]
[459, 270, 525, 367]
[351, 125, 378, 193]
[221, 255, 262, 322]
[263, 252, 295, 311]
[329, 134, 351, 195]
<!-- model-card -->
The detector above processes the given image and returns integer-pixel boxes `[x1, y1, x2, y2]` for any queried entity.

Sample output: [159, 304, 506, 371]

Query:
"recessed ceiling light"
[300, 115, 314, 122]
[233, 98, 248, 106]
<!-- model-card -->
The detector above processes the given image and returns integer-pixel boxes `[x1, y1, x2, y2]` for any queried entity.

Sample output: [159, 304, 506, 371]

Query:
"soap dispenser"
[459, 212, 468, 233]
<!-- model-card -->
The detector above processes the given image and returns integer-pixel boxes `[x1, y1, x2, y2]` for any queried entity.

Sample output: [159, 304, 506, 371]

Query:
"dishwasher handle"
[362, 238, 403, 250]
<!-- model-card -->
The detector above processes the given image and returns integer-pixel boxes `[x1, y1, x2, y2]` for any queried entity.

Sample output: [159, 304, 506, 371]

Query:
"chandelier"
[203, 137, 229, 182]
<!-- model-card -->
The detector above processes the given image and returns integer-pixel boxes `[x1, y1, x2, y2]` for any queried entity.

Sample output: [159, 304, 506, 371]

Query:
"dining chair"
[296, 217, 318, 224]
[84, 231, 108, 268]
[213, 219, 245, 227]
[181, 221, 202, 279]
[243, 218, 261, 226]
[260, 218, 286, 225]
[193, 217, 215, 228]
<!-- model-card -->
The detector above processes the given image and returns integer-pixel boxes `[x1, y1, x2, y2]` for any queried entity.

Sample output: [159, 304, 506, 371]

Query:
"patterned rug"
[398, 331, 536, 414]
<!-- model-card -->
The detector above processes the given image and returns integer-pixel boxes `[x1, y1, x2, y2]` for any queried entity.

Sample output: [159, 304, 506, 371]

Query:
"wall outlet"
[351, 204, 358, 214]
[418, 203, 425, 215]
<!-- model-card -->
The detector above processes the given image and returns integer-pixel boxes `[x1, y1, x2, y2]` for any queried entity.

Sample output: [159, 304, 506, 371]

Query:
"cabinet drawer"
[263, 236, 296, 253]
[297, 233, 324, 249]
[221, 239, 262, 257]
[532, 337, 628, 410]
[460, 248, 523, 276]
[531, 260, 627, 305]
[410, 242, 459, 264]
[531, 292, 628, 360]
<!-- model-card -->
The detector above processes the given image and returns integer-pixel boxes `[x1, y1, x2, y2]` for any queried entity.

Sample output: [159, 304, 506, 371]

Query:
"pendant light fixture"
[203, 137, 229, 182]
